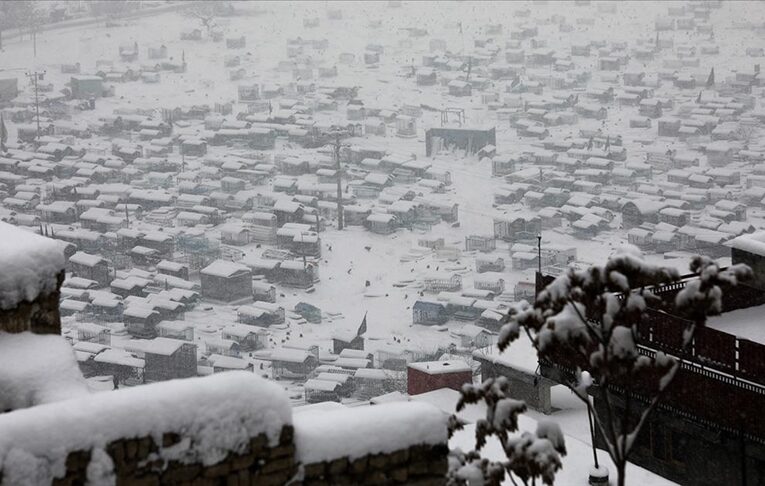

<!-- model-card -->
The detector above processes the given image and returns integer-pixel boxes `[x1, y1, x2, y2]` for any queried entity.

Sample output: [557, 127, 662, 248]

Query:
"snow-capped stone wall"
[0, 372, 293, 484]
[0, 332, 89, 412]
[0, 223, 449, 485]
[0, 370, 449, 485]
[295, 402, 449, 484]
[0, 223, 66, 335]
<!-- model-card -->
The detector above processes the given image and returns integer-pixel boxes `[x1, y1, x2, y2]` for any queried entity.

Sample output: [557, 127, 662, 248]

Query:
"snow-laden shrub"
[453, 248, 750, 486]
[447, 377, 566, 485]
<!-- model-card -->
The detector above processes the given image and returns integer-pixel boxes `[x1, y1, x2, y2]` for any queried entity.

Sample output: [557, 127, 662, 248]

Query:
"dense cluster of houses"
[0, 8, 485, 399]
[472, 11, 764, 258]
[2, 0, 764, 427]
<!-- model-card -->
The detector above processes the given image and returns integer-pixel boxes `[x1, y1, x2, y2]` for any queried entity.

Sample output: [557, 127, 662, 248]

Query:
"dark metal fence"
[536, 272, 765, 441]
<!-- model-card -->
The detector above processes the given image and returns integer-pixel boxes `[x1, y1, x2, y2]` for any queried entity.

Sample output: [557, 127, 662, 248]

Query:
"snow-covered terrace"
[708, 304, 765, 345]
[417, 388, 675, 485]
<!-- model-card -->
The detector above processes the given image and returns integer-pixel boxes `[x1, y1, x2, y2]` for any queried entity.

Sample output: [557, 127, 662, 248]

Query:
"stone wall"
[0, 270, 64, 335]
[302, 443, 449, 486]
[16, 426, 449, 486]
[51, 426, 297, 486]
[0, 224, 449, 486]
[475, 354, 553, 414]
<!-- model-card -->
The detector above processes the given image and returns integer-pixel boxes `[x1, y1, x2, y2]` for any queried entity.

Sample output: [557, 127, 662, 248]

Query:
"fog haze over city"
[0, 1, 764, 485]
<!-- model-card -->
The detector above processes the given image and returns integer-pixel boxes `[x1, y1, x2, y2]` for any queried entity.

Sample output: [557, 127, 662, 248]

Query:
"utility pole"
[333, 133, 344, 230]
[25, 70, 45, 142]
[301, 233, 307, 270]
[537, 233, 542, 274]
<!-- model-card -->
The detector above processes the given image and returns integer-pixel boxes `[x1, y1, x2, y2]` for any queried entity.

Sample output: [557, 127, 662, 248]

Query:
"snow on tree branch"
[449, 377, 566, 485]
[489, 247, 750, 486]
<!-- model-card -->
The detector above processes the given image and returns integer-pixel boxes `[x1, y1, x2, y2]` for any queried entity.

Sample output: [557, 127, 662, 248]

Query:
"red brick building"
[407, 360, 472, 395]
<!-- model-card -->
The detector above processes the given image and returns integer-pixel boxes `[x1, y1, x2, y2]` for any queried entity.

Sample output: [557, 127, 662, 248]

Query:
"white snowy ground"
[10, 0, 762, 398]
[708, 303, 765, 344]
[2, 2, 763, 481]
[414, 387, 677, 486]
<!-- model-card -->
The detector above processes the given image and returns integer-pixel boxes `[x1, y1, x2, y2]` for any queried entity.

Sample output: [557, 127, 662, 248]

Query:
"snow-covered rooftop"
[727, 231, 765, 257]
[201, 260, 250, 278]
[0, 223, 65, 310]
[293, 401, 447, 463]
[408, 360, 471, 375]
[93, 348, 144, 369]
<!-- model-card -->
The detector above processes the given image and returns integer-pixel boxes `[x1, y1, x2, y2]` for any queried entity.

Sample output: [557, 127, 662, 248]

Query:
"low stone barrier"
[0, 372, 449, 485]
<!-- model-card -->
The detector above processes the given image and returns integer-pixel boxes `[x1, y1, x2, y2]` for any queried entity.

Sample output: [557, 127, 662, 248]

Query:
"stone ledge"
[302, 443, 448, 485]
[34, 425, 451, 486]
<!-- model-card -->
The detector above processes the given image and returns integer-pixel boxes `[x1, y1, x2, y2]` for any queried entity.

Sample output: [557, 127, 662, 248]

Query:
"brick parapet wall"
[301, 443, 449, 486]
[0, 270, 64, 335]
[48, 426, 297, 486]
[6, 426, 449, 486]
[476, 355, 553, 414]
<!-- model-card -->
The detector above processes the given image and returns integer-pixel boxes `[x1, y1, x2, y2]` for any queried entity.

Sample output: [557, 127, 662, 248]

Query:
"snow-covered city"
[0, 1, 764, 484]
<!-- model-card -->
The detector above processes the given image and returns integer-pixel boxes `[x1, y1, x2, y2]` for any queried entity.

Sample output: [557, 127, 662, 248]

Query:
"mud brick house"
[278, 260, 320, 288]
[422, 272, 462, 293]
[493, 212, 542, 243]
[268, 347, 320, 379]
[621, 199, 666, 228]
[110, 276, 150, 299]
[129, 246, 161, 266]
[125, 337, 197, 382]
[157, 320, 194, 341]
[537, 233, 765, 486]
[156, 259, 190, 280]
[248, 301, 286, 325]
[139, 231, 174, 257]
[425, 126, 496, 157]
[221, 323, 267, 352]
[253, 281, 277, 303]
[89, 347, 145, 386]
[68, 251, 112, 288]
[38, 200, 78, 223]
[465, 234, 497, 252]
[237, 305, 273, 327]
[476, 256, 505, 273]
[123, 305, 162, 338]
[70, 75, 103, 99]
[200, 259, 252, 303]
[407, 360, 472, 395]
[366, 212, 398, 234]
[413, 299, 449, 325]
[332, 323, 365, 355]
[76, 322, 111, 345]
